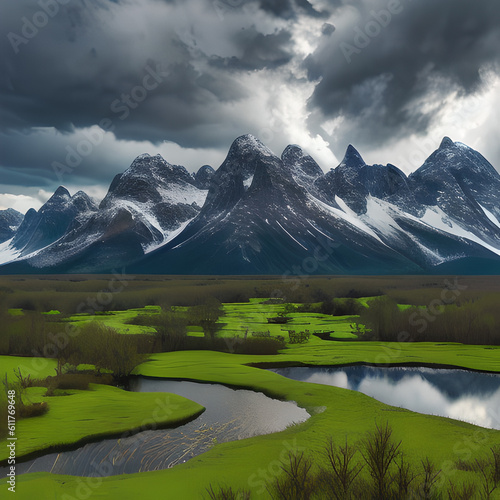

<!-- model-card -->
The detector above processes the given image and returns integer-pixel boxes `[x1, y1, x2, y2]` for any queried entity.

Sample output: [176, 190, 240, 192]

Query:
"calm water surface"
[6, 378, 309, 477]
[271, 365, 500, 429]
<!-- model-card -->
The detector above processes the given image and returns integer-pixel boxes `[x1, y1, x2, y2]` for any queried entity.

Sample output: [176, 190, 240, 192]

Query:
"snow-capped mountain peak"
[439, 136, 455, 149]
[341, 144, 366, 168]
[1, 135, 500, 275]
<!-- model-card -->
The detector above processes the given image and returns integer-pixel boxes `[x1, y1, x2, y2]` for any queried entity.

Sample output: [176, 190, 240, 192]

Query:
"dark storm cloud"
[2, 0, 500, 201]
[0, 166, 53, 188]
[0, 0, 286, 154]
[258, 0, 329, 19]
[0, 0, 308, 193]
[209, 29, 293, 70]
[305, 0, 500, 151]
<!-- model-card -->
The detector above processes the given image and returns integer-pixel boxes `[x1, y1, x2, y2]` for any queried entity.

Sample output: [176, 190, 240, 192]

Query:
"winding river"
[6, 378, 309, 477]
[5, 365, 500, 478]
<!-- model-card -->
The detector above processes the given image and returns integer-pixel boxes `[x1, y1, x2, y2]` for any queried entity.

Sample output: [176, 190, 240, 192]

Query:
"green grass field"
[64, 298, 360, 340]
[64, 305, 161, 335]
[1, 355, 58, 382]
[2, 341, 499, 498]
[1, 296, 500, 498]
[0, 382, 204, 462]
[218, 298, 358, 340]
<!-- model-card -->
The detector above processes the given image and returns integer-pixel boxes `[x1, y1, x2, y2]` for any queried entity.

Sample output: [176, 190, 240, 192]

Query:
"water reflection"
[271, 366, 500, 430]
[5, 378, 309, 477]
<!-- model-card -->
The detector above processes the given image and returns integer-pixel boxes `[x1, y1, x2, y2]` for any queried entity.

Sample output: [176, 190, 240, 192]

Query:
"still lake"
[271, 365, 500, 429]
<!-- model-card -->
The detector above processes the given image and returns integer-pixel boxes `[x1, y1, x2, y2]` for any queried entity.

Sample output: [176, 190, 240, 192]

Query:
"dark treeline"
[1, 276, 500, 356]
[356, 294, 500, 345]
[1, 275, 498, 315]
[0, 301, 285, 365]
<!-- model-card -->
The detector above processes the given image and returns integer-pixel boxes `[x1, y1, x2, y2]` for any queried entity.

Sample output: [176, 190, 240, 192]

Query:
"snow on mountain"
[0, 153, 208, 272]
[193, 165, 215, 189]
[10, 187, 97, 256]
[1, 135, 500, 275]
[314, 146, 418, 215]
[281, 144, 324, 190]
[409, 136, 500, 249]
[131, 135, 422, 275]
[0, 208, 23, 244]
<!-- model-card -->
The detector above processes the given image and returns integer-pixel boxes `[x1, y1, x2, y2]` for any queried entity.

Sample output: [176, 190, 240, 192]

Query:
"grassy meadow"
[0, 275, 499, 499]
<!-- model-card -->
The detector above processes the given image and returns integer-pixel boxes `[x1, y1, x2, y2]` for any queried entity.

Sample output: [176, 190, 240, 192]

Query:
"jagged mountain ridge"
[11, 187, 98, 256]
[1, 135, 500, 274]
[0, 209, 23, 244]
[134, 135, 421, 274]
[0, 157, 210, 272]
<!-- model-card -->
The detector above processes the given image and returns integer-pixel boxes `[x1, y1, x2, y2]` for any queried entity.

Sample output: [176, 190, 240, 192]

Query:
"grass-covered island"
[0, 275, 499, 499]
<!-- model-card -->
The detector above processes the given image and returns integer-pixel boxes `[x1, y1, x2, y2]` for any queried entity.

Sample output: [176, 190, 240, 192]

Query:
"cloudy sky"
[1, 0, 500, 212]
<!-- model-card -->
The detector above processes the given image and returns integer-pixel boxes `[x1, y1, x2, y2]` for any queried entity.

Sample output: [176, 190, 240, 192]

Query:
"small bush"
[153, 311, 188, 352]
[416, 457, 441, 500]
[319, 437, 364, 500]
[18, 401, 49, 418]
[205, 485, 251, 500]
[54, 322, 147, 381]
[446, 481, 477, 500]
[251, 330, 271, 338]
[234, 337, 286, 355]
[394, 453, 417, 499]
[288, 330, 310, 344]
[361, 421, 401, 500]
[475, 446, 500, 499]
[190, 297, 223, 340]
[126, 313, 160, 327]
[267, 451, 316, 500]
[320, 298, 362, 316]
[43, 373, 114, 394]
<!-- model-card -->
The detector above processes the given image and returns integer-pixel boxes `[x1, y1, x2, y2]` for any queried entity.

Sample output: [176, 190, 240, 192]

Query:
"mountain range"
[1, 134, 500, 275]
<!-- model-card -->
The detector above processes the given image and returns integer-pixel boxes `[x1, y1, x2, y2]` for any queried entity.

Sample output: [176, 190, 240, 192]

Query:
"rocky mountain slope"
[1, 135, 499, 275]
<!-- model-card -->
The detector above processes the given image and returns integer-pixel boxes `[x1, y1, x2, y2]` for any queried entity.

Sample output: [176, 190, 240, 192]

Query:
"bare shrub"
[154, 310, 188, 351]
[361, 421, 401, 500]
[446, 481, 476, 500]
[205, 484, 251, 500]
[234, 337, 286, 355]
[267, 451, 316, 500]
[415, 457, 441, 500]
[69, 322, 146, 381]
[18, 401, 49, 418]
[319, 437, 364, 499]
[475, 446, 500, 499]
[394, 452, 417, 499]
